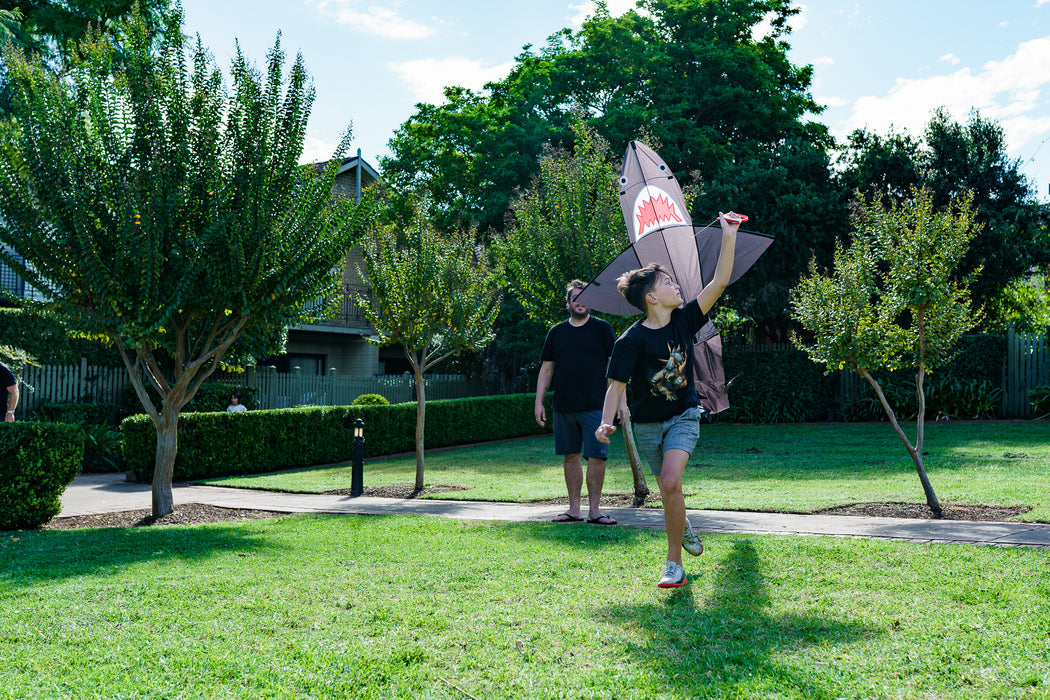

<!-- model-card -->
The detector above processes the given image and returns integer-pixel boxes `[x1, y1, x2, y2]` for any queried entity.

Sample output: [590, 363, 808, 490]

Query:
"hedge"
[0, 422, 84, 530]
[122, 393, 551, 482]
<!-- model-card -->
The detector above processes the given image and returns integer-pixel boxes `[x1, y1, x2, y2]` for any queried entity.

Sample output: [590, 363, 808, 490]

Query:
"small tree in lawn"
[791, 188, 980, 517]
[354, 208, 502, 490]
[496, 121, 652, 503]
[0, 6, 375, 516]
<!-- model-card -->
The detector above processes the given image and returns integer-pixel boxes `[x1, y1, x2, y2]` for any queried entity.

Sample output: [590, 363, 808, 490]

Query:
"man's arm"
[535, 360, 554, 426]
[5, 383, 18, 422]
[595, 380, 627, 443]
[696, 212, 742, 314]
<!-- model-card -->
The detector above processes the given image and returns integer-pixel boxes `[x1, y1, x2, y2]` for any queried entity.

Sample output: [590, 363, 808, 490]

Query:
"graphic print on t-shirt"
[650, 341, 689, 400]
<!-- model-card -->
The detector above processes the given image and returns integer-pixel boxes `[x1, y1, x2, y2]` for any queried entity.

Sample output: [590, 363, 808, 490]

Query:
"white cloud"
[1037, 0, 1050, 7]
[388, 57, 515, 104]
[300, 131, 342, 166]
[309, 0, 436, 40]
[569, 0, 642, 28]
[812, 56, 835, 66]
[940, 53, 960, 65]
[843, 36, 1050, 157]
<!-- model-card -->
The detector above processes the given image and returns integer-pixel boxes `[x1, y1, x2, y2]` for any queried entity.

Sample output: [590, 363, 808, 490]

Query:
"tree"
[791, 189, 981, 517]
[838, 109, 1049, 316]
[0, 6, 374, 516]
[354, 207, 502, 490]
[381, 0, 828, 236]
[496, 121, 653, 502]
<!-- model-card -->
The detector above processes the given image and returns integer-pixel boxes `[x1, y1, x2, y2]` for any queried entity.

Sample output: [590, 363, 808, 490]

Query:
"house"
[260, 150, 387, 376]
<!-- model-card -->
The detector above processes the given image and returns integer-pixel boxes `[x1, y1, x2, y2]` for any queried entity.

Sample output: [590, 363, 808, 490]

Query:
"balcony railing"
[303, 284, 375, 328]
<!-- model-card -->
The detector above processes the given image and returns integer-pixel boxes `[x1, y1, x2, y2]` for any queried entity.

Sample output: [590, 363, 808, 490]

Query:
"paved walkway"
[60, 473, 1050, 548]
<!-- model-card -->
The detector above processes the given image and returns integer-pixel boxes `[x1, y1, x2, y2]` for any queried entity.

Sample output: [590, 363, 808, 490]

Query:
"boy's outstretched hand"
[595, 422, 617, 444]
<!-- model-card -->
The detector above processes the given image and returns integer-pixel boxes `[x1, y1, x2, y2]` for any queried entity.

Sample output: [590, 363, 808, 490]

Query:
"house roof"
[308, 151, 379, 183]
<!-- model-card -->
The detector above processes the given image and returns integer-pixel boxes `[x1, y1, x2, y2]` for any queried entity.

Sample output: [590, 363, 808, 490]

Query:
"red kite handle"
[722, 212, 748, 225]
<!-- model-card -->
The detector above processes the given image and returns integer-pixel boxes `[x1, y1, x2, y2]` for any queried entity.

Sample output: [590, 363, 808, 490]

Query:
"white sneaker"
[682, 521, 704, 557]
[657, 561, 687, 588]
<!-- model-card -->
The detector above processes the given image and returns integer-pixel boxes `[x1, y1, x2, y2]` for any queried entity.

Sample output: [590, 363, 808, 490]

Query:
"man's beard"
[569, 307, 589, 321]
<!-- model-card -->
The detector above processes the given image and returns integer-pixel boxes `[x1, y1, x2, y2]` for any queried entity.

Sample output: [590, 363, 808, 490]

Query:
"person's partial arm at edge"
[696, 212, 742, 314]
[535, 360, 554, 426]
[5, 383, 18, 422]
[595, 380, 627, 444]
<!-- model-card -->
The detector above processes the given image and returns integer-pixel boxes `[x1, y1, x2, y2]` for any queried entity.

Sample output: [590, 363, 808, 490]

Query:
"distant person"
[1, 361, 17, 422]
[536, 280, 625, 524]
[596, 212, 742, 588]
[227, 392, 248, 412]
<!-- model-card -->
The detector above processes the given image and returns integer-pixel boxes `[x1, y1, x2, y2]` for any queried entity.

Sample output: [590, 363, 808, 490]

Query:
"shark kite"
[576, 140, 773, 414]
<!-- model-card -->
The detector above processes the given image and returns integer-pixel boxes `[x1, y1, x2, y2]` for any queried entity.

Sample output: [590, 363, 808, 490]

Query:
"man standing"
[1, 361, 18, 422]
[535, 280, 623, 524]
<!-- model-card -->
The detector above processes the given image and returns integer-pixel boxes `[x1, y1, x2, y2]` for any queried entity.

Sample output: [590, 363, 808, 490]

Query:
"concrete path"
[59, 473, 1050, 549]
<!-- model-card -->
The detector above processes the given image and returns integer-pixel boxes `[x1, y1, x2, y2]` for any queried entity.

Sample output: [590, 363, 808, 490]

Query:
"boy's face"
[648, 272, 682, 308]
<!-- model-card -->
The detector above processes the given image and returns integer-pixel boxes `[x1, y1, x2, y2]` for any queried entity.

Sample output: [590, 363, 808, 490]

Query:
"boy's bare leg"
[585, 457, 607, 520]
[657, 449, 690, 563]
[563, 453, 583, 517]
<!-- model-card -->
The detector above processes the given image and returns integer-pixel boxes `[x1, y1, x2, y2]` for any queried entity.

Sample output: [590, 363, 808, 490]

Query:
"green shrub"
[351, 393, 389, 406]
[122, 393, 551, 481]
[0, 308, 121, 366]
[33, 401, 124, 427]
[185, 384, 258, 412]
[0, 422, 84, 530]
[716, 346, 836, 423]
[1029, 385, 1050, 419]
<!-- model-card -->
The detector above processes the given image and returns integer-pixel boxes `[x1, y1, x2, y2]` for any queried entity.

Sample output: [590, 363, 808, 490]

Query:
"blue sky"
[180, 0, 1050, 202]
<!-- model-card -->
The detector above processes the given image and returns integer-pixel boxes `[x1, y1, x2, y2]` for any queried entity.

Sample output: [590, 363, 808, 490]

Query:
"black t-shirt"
[540, 317, 616, 412]
[0, 363, 13, 391]
[606, 300, 708, 423]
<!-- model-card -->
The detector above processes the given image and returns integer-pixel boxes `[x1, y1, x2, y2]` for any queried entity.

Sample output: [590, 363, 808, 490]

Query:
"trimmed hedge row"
[122, 393, 551, 482]
[0, 422, 84, 530]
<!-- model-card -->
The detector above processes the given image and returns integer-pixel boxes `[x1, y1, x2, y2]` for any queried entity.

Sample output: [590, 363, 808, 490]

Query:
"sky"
[179, 0, 1050, 202]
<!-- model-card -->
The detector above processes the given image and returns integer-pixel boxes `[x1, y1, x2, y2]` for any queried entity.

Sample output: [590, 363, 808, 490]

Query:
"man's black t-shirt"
[0, 362, 14, 413]
[606, 300, 708, 423]
[540, 317, 615, 412]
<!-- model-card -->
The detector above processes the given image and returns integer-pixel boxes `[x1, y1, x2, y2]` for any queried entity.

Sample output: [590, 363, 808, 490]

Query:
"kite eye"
[658, 164, 667, 172]
[619, 176, 629, 186]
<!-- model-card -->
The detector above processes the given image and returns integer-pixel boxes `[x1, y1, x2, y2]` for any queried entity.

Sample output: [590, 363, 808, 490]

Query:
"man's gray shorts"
[632, 406, 704, 476]
[553, 409, 609, 461]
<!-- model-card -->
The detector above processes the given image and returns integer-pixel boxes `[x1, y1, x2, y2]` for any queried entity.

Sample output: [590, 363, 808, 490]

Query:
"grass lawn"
[205, 421, 1050, 522]
[2, 515, 1049, 698]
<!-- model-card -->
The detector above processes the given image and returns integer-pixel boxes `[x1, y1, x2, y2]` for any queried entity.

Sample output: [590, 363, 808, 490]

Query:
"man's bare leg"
[586, 457, 608, 521]
[563, 453, 583, 518]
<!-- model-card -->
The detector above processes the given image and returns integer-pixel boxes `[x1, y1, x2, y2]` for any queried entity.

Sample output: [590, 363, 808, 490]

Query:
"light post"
[351, 418, 364, 497]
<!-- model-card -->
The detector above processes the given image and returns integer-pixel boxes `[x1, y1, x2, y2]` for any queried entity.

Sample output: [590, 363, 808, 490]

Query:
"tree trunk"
[858, 367, 942, 517]
[152, 407, 179, 517]
[413, 366, 426, 491]
[620, 409, 649, 506]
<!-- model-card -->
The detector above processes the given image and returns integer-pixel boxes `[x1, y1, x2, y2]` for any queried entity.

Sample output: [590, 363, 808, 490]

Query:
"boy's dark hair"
[230, 391, 241, 401]
[565, 279, 585, 303]
[617, 263, 668, 312]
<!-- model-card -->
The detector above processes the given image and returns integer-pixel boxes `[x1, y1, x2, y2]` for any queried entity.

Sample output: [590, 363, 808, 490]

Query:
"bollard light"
[351, 418, 364, 497]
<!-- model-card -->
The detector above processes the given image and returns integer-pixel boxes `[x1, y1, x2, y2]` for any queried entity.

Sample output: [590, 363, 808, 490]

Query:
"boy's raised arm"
[696, 212, 742, 314]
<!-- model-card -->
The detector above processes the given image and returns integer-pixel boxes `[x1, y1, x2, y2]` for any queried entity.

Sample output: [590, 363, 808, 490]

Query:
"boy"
[595, 212, 742, 588]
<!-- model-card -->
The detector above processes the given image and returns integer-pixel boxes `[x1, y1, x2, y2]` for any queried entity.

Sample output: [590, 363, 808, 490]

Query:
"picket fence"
[16, 361, 497, 416]
[13, 328, 1050, 418]
[217, 367, 498, 409]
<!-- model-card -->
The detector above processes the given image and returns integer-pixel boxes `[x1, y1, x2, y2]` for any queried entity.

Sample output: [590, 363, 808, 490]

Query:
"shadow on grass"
[0, 524, 280, 588]
[600, 539, 879, 698]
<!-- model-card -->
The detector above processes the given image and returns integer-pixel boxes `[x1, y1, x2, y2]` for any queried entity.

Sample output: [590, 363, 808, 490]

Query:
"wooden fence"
[1004, 325, 1050, 418]
[215, 367, 499, 409]
[20, 359, 128, 416]
[12, 329, 1049, 418]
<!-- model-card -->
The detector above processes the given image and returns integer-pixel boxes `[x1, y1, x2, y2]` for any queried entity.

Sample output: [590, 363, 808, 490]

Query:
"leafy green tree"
[838, 109, 1049, 316]
[354, 207, 502, 489]
[791, 189, 981, 517]
[495, 120, 653, 501]
[381, 0, 828, 236]
[0, 6, 374, 516]
[497, 121, 627, 324]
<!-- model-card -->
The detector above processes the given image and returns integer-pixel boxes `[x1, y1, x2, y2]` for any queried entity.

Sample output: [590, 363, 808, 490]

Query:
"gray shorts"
[632, 406, 703, 476]
[553, 409, 609, 461]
